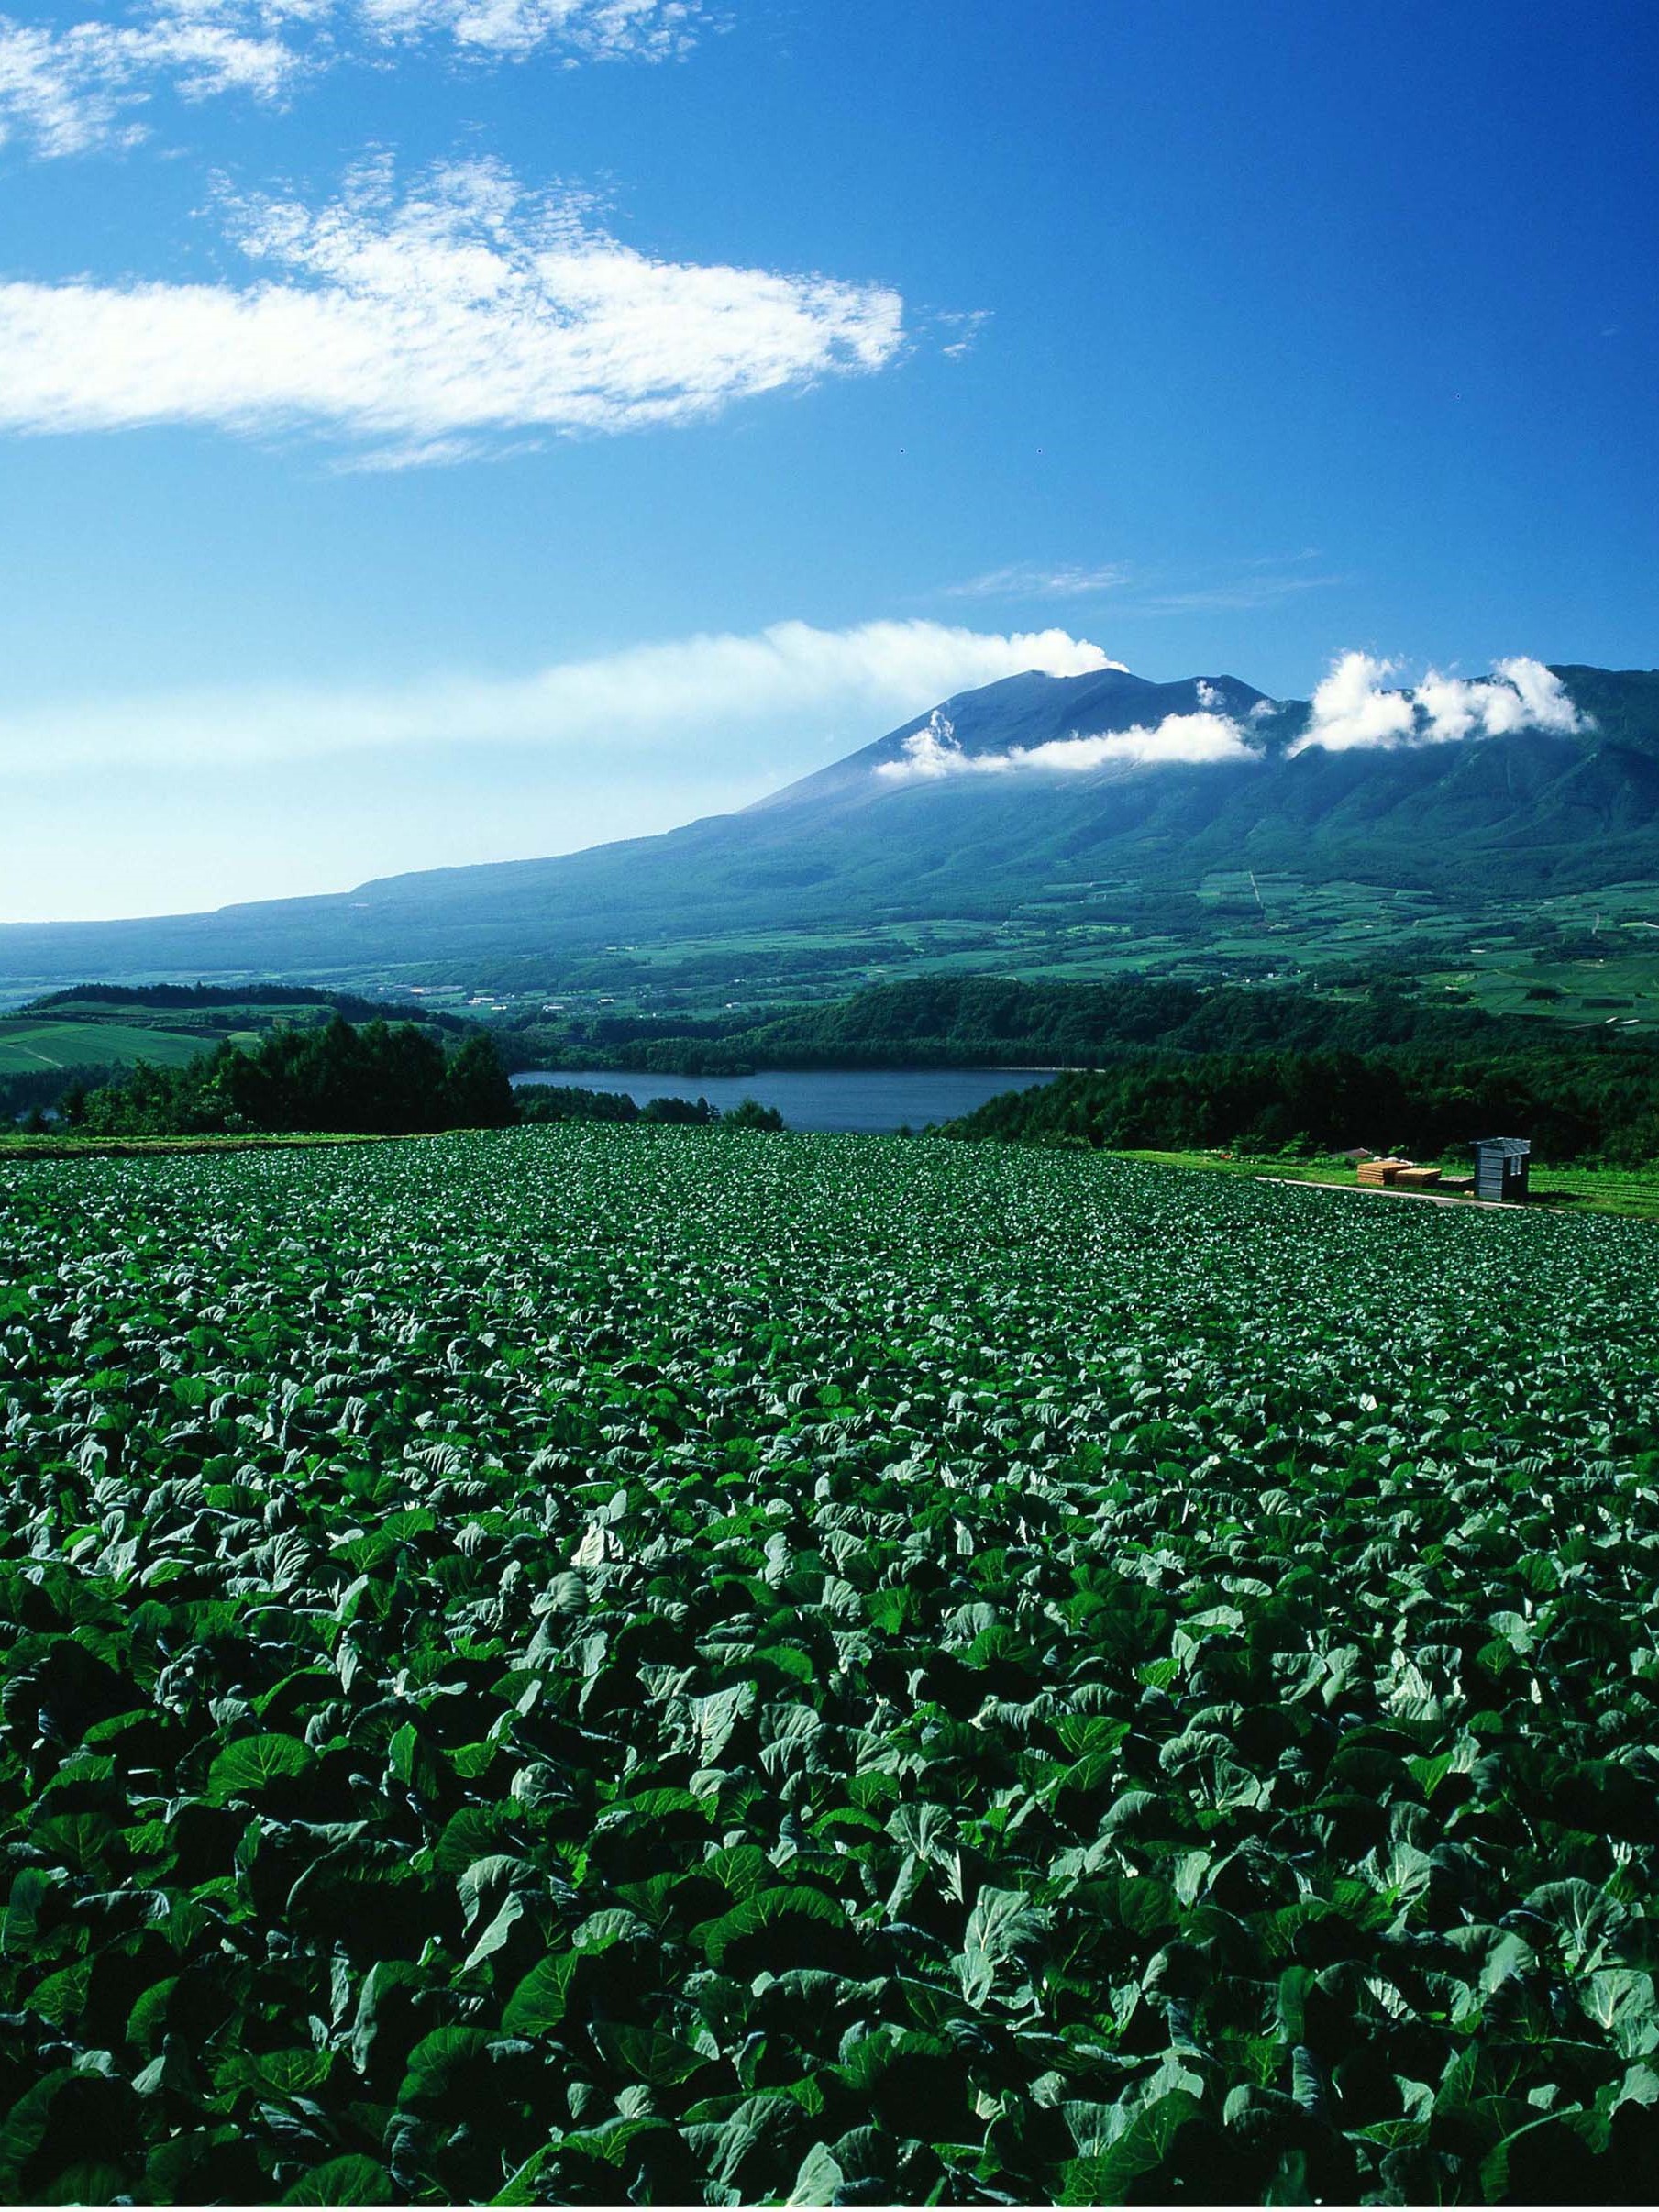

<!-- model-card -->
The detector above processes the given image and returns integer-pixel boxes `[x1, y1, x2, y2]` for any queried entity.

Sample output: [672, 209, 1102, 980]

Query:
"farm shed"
[1473, 1136, 1531, 1202]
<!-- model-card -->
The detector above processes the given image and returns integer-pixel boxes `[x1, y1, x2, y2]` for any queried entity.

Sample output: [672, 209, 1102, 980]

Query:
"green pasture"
[0, 1018, 203, 1076]
[35, 997, 355, 1038]
[17, 874, 1659, 1034]
[553, 876, 1659, 1022]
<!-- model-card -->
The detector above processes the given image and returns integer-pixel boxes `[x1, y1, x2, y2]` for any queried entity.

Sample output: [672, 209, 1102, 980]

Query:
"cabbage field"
[4, 1129, 1659, 2206]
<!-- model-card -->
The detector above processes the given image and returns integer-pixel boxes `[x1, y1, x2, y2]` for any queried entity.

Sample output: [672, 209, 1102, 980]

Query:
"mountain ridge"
[3, 660, 1656, 987]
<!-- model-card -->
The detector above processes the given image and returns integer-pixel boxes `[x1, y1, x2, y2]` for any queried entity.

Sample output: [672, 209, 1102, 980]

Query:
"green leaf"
[682, 2094, 802, 2190]
[787, 2140, 845, 2206]
[571, 1908, 652, 1952]
[281, 2155, 395, 2205]
[1050, 1750, 1123, 1804]
[387, 1721, 420, 1785]
[592, 2022, 711, 2087]
[216, 2048, 334, 2099]
[694, 1886, 850, 1970]
[1580, 1968, 1657, 2052]
[28, 1962, 93, 2027]
[39, 2161, 134, 2206]
[0, 2071, 73, 2185]
[958, 1884, 1047, 2007]
[1058, 2090, 1204, 2205]
[464, 1889, 527, 1972]
[207, 1732, 315, 1801]
[1, 1869, 50, 1959]
[1056, 1715, 1132, 1759]
[502, 1953, 578, 2038]
[433, 1805, 516, 1875]
[396, 2026, 494, 2108]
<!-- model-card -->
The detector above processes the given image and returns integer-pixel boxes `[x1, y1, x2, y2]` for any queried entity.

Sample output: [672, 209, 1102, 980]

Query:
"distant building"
[1473, 1136, 1532, 1202]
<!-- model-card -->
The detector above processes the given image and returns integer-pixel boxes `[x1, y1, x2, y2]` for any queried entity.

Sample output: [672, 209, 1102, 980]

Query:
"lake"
[512, 1066, 1056, 1134]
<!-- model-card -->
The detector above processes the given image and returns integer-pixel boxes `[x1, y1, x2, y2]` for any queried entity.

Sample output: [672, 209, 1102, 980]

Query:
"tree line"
[64, 1019, 516, 1137]
[516, 1086, 783, 1131]
[54, 1019, 785, 1139]
[31, 981, 465, 1030]
[942, 1045, 1659, 1165]
[501, 972, 1638, 1078]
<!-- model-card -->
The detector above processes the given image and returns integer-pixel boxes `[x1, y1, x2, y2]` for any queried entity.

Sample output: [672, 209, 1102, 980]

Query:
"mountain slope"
[2, 663, 1656, 986]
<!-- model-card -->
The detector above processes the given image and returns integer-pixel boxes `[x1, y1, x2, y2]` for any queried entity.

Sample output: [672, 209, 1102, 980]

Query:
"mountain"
[3, 662, 1657, 988]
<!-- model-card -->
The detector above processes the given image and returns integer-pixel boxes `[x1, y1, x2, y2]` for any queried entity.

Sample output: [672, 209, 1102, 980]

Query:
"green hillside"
[0, 663, 1654, 997]
[0, 986, 474, 1123]
[0, 1018, 203, 1076]
[498, 970, 1620, 1075]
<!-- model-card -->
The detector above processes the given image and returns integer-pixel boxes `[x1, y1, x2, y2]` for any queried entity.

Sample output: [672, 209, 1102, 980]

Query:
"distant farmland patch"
[0, 1018, 202, 1077]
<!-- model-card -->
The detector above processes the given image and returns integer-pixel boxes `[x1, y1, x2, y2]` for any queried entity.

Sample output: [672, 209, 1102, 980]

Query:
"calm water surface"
[512, 1066, 1056, 1134]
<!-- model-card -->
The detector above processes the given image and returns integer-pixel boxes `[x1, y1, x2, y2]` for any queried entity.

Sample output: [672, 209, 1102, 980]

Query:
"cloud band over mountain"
[879, 704, 1255, 783]
[0, 618, 1112, 773]
[878, 656, 1589, 785]
[1289, 653, 1590, 753]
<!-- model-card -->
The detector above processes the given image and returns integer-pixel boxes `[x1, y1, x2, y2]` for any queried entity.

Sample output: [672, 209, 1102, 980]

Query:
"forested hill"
[939, 1047, 1659, 1166]
[508, 971, 1659, 1161]
[28, 982, 467, 1031]
[0, 660, 1655, 987]
[503, 972, 1655, 1076]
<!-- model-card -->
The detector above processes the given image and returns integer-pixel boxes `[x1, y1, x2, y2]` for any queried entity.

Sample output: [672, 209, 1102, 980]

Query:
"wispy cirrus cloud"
[1141, 561, 1344, 614]
[0, 156, 905, 459]
[935, 552, 1340, 613]
[0, 617, 1112, 773]
[0, 0, 711, 156]
[941, 561, 1134, 602]
[1129, 568, 1342, 614]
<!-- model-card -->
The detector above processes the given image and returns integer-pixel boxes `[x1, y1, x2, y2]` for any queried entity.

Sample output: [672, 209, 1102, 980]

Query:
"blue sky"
[1, 0, 1653, 921]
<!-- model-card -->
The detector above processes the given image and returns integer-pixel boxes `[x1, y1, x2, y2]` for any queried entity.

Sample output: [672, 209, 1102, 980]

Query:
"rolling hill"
[2, 661, 1655, 990]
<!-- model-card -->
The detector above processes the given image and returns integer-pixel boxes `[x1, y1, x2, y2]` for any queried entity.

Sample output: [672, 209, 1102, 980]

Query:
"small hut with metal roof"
[1472, 1136, 1531, 1203]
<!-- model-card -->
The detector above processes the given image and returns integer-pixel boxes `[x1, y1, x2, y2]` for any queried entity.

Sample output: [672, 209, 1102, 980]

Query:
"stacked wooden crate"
[1356, 1157, 1410, 1186]
[1355, 1157, 1443, 1190]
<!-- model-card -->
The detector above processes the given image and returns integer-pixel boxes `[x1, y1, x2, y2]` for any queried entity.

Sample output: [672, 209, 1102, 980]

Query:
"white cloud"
[358, 0, 708, 61]
[877, 704, 1258, 784]
[1293, 652, 1416, 752]
[1490, 656, 1590, 735]
[0, 618, 1112, 773]
[0, 158, 905, 456]
[875, 651, 1594, 785]
[0, 0, 706, 155]
[1291, 651, 1590, 755]
[0, 10, 298, 156]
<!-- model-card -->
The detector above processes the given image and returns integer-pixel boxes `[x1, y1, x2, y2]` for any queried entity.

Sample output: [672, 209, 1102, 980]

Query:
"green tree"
[721, 1098, 784, 1131]
[445, 1034, 517, 1128]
